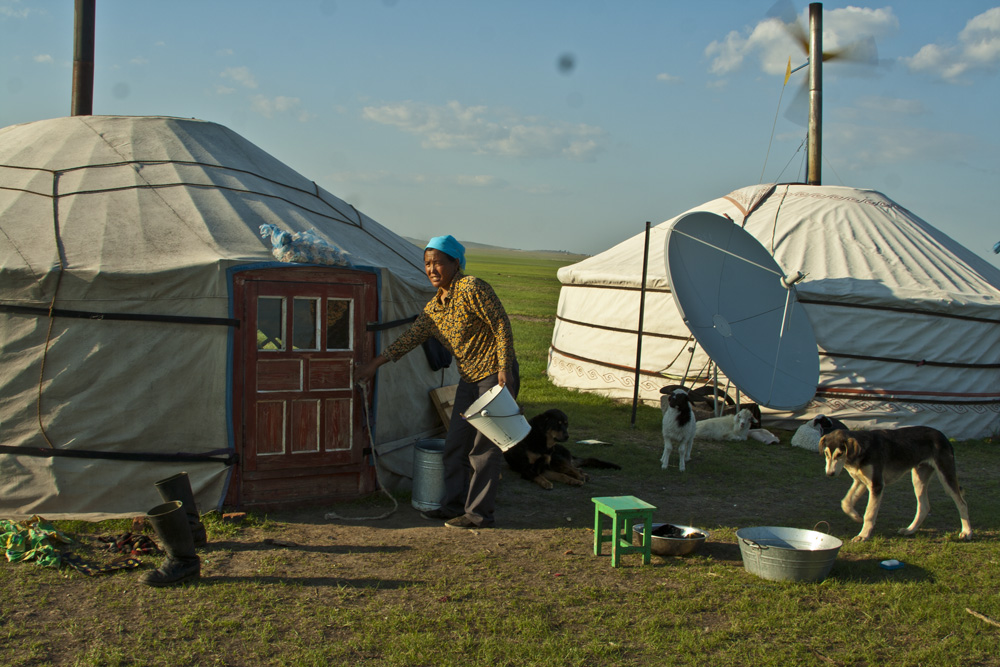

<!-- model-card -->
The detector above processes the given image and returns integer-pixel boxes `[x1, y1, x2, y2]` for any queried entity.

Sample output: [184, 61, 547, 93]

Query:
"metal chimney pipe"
[806, 2, 822, 185]
[71, 0, 96, 116]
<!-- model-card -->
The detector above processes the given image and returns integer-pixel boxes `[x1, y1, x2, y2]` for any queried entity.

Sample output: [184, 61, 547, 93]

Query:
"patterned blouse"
[383, 273, 516, 383]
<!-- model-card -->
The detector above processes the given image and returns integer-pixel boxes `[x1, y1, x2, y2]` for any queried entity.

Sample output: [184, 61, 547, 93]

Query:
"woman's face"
[424, 249, 460, 290]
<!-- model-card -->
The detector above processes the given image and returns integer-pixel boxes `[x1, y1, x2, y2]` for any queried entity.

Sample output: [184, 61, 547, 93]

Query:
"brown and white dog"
[821, 426, 972, 542]
[503, 409, 620, 490]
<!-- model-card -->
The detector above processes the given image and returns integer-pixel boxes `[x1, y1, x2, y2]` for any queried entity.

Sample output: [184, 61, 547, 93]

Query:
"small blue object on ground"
[879, 559, 904, 570]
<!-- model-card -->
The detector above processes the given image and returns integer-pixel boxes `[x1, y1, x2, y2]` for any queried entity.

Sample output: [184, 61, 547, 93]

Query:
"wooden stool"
[592, 495, 656, 567]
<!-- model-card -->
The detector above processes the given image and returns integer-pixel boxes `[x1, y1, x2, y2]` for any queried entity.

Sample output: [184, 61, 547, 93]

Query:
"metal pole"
[71, 0, 96, 116]
[806, 2, 822, 185]
[630, 221, 651, 427]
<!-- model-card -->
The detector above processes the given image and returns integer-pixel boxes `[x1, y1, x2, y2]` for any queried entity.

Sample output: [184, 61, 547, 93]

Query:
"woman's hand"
[355, 355, 387, 384]
[497, 369, 508, 388]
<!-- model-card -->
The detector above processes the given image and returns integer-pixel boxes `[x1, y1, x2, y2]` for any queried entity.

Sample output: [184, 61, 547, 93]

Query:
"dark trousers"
[441, 363, 520, 527]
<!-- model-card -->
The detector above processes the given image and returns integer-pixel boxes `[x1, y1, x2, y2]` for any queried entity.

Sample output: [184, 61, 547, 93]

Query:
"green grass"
[2, 249, 999, 667]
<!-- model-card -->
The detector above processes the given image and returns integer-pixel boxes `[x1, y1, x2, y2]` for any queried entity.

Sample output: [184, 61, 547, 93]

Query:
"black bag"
[422, 337, 452, 371]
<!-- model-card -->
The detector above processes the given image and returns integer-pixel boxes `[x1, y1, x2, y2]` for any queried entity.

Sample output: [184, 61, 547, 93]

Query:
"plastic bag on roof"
[259, 224, 351, 267]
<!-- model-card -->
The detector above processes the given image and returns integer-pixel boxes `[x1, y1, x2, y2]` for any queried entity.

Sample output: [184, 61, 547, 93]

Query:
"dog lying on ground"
[694, 408, 754, 441]
[792, 414, 849, 451]
[821, 426, 972, 542]
[503, 409, 620, 490]
[659, 388, 696, 472]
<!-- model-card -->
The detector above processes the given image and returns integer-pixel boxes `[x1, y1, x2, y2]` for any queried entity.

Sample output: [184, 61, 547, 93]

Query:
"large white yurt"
[0, 115, 457, 518]
[549, 183, 1000, 440]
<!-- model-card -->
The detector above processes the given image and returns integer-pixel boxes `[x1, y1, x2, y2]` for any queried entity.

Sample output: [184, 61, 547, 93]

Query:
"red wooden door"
[231, 268, 376, 508]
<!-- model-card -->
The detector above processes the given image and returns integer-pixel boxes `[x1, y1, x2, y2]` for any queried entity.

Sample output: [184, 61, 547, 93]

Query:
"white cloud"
[827, 122, 975, 168]
[326, 170, 566, 195]
[903, 7, 1000, 83]
[130, 56, 148, 66]
[706, 6, 896, 78]
[855, 95, 924, 116]
[361, 100, 607, 161]
[656, 72, 682, 83]
[33, 54, 53, 64]
[0, 2, 33, 19]
[220, 66, 258, 89]
[251, 94, 301, 118]
[216, 85, 236, 95]
[960, 7, 1000, 64]
[330, 170, 502, 188]
[217, 48, 234, 57]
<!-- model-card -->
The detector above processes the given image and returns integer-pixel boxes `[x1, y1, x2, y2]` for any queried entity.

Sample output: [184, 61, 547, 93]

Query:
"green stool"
[592, 495, 656, 567]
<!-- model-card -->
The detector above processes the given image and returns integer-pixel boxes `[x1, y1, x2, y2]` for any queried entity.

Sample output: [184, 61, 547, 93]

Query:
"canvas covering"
[550, 183, 1000, 440]
[0, 115, 457, 519]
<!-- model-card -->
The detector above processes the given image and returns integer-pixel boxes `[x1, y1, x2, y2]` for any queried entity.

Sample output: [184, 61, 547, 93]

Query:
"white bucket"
[461, 384, 531, 451]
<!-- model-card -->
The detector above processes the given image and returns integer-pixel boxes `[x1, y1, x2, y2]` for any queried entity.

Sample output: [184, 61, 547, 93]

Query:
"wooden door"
[230, 268, 377, 508]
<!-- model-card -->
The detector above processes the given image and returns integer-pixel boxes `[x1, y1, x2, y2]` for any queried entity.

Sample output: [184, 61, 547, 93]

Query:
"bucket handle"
[461, 411, 523, 420]
[740, 538, 768, 552]
[813, 520, 831, 535]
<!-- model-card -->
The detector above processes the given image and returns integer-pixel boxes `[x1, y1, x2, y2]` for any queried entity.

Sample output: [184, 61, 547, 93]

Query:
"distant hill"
[403, 236, 590, 262]
[404, 237, 590, 262]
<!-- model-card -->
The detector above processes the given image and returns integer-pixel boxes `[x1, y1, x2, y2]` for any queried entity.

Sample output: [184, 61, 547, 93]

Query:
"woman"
[355, 235, 518, 529]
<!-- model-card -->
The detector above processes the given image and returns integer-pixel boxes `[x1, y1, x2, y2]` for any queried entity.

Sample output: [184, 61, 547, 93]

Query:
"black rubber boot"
[140, 501, 201, 587]
[154, 471, 207, 547]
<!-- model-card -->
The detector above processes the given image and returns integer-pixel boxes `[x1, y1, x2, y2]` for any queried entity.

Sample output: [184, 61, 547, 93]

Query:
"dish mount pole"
[806, 2, 822, 185]
[630, 221, 652, 428]
[71, 0, 96, 116]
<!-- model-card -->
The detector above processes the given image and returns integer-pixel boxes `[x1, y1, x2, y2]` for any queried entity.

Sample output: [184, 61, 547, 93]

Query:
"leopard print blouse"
[382, 273, 516, 383]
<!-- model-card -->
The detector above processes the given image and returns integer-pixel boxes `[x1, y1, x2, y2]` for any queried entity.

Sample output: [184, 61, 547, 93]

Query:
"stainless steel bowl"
[632, 522, 709, 557]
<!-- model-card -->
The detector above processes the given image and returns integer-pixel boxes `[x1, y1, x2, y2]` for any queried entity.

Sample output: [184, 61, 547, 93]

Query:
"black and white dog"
[659, 388, 696, 472]
[821, 426, 972, 542]
[792, 414, 848, 451]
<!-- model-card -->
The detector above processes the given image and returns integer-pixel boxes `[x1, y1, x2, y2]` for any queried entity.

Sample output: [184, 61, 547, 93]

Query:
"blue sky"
[2, 1, 998, 266]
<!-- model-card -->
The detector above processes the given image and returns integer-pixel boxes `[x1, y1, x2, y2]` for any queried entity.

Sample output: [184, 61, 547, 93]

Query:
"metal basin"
[632, 522, 709, 557]
[736, 526, 843, 583]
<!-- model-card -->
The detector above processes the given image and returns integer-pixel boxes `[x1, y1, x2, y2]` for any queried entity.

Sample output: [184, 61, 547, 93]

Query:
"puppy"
[503, 409, 619, 490]
[660, 388, 696, 472]
[821, 426, 972, 542]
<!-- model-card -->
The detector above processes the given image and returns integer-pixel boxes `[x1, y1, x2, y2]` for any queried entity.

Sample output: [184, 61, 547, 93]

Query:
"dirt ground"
[60, 435, 766, 584]
[162, 434, 801, 582]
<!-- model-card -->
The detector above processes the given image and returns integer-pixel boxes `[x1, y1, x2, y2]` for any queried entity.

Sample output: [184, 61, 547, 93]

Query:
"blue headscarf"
[425, 234, 466, 270]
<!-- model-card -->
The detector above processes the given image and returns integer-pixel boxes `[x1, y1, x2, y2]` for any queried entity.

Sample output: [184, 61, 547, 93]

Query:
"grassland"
[1, 248, 998, 667]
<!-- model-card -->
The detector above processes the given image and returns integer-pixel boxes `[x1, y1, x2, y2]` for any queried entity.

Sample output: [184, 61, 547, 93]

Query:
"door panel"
[231, 268, 376, 508]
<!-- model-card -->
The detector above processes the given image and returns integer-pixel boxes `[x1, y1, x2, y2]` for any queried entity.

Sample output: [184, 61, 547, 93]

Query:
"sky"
[2, 0, 999, 267]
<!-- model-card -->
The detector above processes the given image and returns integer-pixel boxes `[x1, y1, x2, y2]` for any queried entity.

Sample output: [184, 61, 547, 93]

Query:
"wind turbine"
[770, 1, 878, 185]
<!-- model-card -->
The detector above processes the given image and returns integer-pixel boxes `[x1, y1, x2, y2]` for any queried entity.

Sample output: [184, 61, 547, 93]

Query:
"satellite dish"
[665, 211, 819, 410]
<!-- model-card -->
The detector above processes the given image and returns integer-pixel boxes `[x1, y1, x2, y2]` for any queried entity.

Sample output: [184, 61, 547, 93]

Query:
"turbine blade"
[823, 35, 879, 65]
[783, 81, 808, 127]
[767, 0, 809, 54]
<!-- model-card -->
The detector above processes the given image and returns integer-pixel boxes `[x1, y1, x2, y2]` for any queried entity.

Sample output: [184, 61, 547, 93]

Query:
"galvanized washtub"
[736, 526, 843, 583]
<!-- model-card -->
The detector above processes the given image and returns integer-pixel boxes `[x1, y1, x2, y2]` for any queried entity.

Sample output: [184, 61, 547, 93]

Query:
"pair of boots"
[140, 472, 207, 587]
